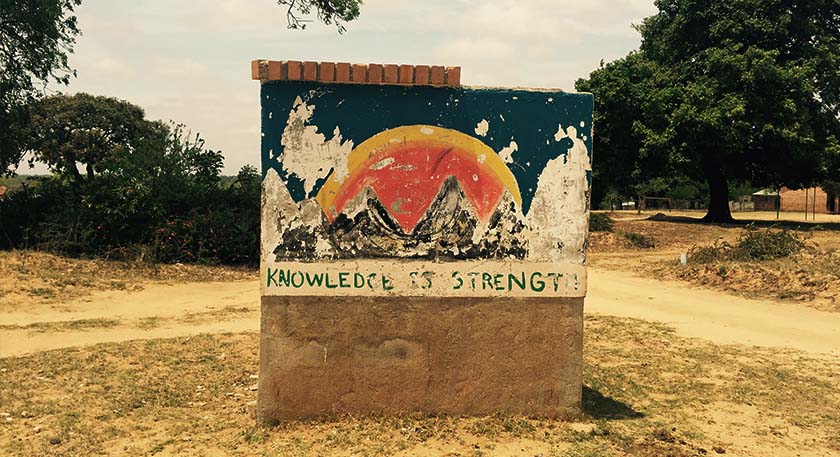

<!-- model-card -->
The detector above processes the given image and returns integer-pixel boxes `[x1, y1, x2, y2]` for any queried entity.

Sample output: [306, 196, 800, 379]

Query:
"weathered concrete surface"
[257, 296, 583, 421]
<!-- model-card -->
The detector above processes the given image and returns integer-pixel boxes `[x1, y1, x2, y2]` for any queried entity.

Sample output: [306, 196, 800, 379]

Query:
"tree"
[0, 0, 82, 175]
[636, 0, 840, 222]
[575, 52, 677, 208]
[26, 93, 165, 183]
[278, 0, 362, 33]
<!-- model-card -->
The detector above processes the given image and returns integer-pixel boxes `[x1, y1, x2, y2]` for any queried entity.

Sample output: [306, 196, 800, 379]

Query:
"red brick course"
[319, 62, 335, 82]
[251, 60, 462, 87]
[352, 64, 367, 83]
[303, 61, 318, 81]
[287, 61, 302, 81]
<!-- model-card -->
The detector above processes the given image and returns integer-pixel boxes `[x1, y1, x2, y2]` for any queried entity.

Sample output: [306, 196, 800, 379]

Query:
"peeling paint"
[475, 119, 490, 137]
[498, 141, 518, 164]
[280, 97, 354, 195]
[528, 125, 592, 263]
[260, 83, 593, 298]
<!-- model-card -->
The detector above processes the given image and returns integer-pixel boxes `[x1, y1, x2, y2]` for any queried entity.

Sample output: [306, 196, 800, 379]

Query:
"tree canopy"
[27, 93, 166, 182]
[0, 0, 82, 175]
[579, 0, 840, 221]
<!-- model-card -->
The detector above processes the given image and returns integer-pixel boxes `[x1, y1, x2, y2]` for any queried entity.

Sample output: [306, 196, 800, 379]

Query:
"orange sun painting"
[316, 125, 522, 233]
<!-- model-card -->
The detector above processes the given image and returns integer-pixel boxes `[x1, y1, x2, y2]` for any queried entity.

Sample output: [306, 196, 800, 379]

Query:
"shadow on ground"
[582, 385, 644, 420]
[647, 213, 840, 231]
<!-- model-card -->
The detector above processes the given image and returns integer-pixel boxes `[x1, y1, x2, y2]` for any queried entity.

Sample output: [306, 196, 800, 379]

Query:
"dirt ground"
[2, 249, 840, 456]
[589, 211, 840, 311]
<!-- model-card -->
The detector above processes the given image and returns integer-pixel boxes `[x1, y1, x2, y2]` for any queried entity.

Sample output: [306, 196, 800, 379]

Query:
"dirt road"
[3, 269, 840, 358]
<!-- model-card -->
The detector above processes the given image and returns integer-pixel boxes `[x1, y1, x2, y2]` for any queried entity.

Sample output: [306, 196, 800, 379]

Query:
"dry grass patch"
[0, 250, 255, 310]
[1, 316, 838, 456]
[589, 217, 840, 311]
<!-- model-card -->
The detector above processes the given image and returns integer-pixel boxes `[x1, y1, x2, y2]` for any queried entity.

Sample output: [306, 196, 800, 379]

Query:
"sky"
[21, 0, 658, 175]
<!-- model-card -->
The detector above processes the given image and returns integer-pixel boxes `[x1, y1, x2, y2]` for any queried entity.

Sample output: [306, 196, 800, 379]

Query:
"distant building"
[752, 187, 839, 214]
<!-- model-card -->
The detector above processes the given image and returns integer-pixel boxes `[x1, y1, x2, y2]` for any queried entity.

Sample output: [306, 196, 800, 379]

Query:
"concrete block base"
[257, 296, 583, 422]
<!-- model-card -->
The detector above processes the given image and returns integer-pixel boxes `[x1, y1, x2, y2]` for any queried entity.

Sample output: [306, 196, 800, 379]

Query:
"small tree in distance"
[26, 93, 166, 183]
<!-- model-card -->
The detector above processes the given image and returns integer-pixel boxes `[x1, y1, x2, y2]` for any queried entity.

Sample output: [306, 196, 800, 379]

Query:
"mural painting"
[261, 82, 593, 298]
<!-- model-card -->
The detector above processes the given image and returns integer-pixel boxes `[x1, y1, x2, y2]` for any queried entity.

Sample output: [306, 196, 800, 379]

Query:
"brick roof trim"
[251, 60, 461, 87]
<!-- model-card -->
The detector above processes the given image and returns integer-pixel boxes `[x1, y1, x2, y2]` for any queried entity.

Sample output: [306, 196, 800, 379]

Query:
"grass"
[0, 250, 256, 310]
[589, 213, 615, 233]
[1, 315, 838, 456]
[588, 217, 840, 310]
[623, 232, 655, 249]
[0, 318, 120, 333]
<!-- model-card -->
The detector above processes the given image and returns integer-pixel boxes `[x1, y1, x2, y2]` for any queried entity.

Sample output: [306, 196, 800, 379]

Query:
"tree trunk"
[702, 162, 734, 223]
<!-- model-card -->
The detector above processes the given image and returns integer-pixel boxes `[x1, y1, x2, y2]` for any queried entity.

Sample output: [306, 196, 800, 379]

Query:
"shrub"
[623, 232, 655, 249]
[687, 240, 733, 264]
[687, 226, 807, 263]
[589, 213, 615, 232]
[733, 226, 807, 261]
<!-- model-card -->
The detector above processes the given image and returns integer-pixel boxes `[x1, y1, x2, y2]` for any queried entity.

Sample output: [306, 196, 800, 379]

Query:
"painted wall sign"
[261, 82, 593, 298]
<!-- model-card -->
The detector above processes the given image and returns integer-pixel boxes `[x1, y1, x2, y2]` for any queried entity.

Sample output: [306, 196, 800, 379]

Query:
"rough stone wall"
[258, 296, 584, 421]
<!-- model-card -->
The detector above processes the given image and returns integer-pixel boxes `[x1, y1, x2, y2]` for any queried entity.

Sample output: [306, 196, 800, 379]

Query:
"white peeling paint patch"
[370, 157, 395, 171]
[477, 154, 487, 164]
[548, 97, 554, 103]
[475, 119, 490, 137]
[420, 127, 435, 135]
[498, 141, 518, 164]
[472, 174, 479, 182]
[528, 125, 592, 264]
[554, 125, 567, 142]
[280, 96, 354, 194]
[261, 168, 296, 261]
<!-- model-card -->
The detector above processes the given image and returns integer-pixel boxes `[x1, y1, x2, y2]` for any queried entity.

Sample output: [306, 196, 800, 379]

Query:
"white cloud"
[91, 58, 132, 78]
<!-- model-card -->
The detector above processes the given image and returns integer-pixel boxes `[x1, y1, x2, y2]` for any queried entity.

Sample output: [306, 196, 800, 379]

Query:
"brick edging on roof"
[251, 60, 461, 87]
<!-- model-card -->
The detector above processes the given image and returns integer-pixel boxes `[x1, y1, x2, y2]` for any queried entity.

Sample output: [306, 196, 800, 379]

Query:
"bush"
[589, 213, 615, 232]
[687, 226, 807, 263]
[0, 134, 262, 266]
[624, 232, 655, 249]
[734, 226, 807, 261]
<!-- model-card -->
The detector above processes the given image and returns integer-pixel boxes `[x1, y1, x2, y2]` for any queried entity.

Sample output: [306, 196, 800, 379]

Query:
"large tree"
[636, 0, 840, 222]
[0, 0, 82, 175]
[575, 52, 677, 208]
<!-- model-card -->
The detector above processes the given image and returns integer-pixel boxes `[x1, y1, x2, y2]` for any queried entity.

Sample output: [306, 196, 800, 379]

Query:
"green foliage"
[623, 232, 655, 249]
[735, 226, 808, 261]
[589, 213, 615, 233]
[688, 226, 807, 263]
[666, 178, 707, 203]
[579, 0, 840, 222]
[598, 189, 621, 211]
[27, 93, 165, 182]
[278, 0, 362, 33]
[0, 0, 82, 175]
[575, 53, 671, 208]
[1, 104, 260, 265]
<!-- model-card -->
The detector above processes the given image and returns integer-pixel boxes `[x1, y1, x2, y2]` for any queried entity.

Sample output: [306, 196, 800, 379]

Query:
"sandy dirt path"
[3, 269, 840, 358]
[0, 281, 259, 358]
[587, 269, 840, 356]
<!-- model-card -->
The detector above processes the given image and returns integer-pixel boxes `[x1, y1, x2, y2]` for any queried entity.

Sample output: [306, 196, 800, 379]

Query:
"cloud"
[91, 58, 132, 78]
[27, 0, 657, 175]
[435, 38, 515, 61]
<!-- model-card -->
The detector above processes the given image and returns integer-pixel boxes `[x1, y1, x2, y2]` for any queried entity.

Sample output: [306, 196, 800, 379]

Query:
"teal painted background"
[261, 82, 593, 215]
